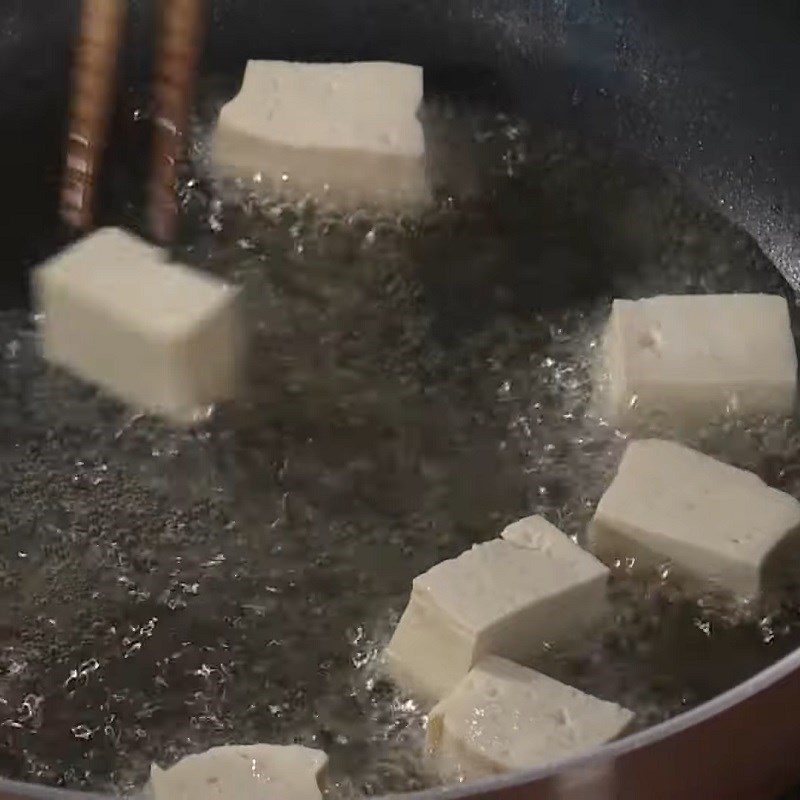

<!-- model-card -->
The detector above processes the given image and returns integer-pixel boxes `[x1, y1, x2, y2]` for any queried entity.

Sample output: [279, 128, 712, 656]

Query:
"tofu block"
[600, 294, 797, 425]
[213, 60, 429, 209]
[500, 514, 585, 558]
[32, 227, 243, 424]
[150, 744, 328, 800]
[385, 517, 610, 706]
[589, 439, 800, 598]
[427, 656, 633, 779]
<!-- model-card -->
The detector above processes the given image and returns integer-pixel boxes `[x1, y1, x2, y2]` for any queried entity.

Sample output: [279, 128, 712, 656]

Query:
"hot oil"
[0, 94, 798, 796]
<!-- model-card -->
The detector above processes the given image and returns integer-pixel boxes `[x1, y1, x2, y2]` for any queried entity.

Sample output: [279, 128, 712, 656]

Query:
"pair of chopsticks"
[60, 0, 204, 243]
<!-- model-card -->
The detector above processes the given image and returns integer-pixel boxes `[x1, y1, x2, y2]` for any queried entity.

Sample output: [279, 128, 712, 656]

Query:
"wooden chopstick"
[62, 0, 203, 243]
[60, 0, 127, 231]
[149, 0, 204, 244]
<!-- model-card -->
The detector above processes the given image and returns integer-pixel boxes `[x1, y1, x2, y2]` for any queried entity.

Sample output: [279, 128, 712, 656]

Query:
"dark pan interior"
[1, 1, 800, 798]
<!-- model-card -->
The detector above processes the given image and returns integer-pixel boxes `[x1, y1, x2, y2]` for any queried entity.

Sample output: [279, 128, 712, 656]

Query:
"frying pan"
[1, 0, 800, 798]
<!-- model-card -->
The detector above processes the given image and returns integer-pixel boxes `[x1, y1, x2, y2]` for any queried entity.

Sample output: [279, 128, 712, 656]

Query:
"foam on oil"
[0, 99, 798, 796]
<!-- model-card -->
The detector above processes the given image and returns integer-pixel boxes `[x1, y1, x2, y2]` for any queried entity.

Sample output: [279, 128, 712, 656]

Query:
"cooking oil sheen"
[0, 99, 797, 795]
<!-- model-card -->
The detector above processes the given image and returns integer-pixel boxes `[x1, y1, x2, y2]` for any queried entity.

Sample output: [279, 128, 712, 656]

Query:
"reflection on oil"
[0, 95, 796, 796]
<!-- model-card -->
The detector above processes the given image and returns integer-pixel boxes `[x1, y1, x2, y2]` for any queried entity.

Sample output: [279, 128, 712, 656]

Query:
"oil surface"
[0, 96, 799, 797]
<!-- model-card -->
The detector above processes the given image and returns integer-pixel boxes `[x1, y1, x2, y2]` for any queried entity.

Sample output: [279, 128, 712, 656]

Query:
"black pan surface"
[1, 2, 800, 799]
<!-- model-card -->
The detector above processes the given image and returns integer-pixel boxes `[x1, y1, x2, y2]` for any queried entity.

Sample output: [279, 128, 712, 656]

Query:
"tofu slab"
[589, 439, 800, 598]
[427, 656, 633, 779]
[32, 227, 243, 424]
[150, 744, 328, 800]
[386, 517, 610, 706]
[599, 294, 797, 425]
[500, 514, 587, 559]
[213, 60, 429, 209]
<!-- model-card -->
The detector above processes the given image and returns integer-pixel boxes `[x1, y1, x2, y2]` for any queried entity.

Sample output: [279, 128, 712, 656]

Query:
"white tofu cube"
[589, 439, 800, 598]
[501, 514, 585, 558]
[599, 294, 797, 425]
[32, 227, 243, 424]
[427, 656, 633, 779]
[213, 60, 430, 209]
[150, 744, 328, 800]
[385, 517, 610, 706]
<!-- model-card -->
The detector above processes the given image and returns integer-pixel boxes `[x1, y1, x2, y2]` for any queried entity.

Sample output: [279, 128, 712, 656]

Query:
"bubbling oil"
[0, 96, 798, 797]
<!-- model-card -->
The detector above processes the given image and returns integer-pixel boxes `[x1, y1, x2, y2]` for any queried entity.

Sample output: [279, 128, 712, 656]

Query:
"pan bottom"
[0, 98, 798, 796]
